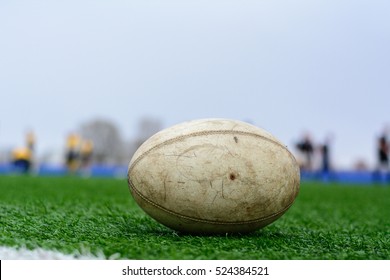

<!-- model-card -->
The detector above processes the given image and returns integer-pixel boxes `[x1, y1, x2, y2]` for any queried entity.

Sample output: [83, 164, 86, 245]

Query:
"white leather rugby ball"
[128, 119, 300, 234]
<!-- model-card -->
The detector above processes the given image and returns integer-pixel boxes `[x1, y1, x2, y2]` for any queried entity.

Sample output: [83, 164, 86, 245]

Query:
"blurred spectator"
[373, 128, 389, 183]
[296, 133, 314, 171]
[318, 135, 333, 181]
[26, 130, 36, 152]
[80, 139, 94, 168]
[9, 130, 36, 174]
[320, 143, 329, 172]
[65, 133, 81, 173]
[11, 147, 32, 174]
[377, 135, 389, 170]
[25, 130, 36, 171]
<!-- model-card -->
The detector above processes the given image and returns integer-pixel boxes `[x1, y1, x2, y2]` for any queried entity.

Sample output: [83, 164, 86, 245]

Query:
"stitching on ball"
[128, 130, 292, 174]
[128, 177, 296, 226]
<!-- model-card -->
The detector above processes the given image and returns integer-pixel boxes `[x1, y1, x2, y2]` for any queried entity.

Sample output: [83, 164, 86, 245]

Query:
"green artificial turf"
[0, 175, 389, 259]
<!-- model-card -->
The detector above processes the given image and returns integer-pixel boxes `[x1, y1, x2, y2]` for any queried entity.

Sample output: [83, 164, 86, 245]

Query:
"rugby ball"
[127, 119, 300, 234]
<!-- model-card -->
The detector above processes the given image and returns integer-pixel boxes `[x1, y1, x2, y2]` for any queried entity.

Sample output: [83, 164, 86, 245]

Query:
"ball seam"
[128, 130, 294, 174]
[128, 177, 296, 225]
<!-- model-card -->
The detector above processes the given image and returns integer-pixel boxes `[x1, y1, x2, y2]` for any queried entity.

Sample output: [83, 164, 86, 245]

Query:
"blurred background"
[0, 0, 389, 181]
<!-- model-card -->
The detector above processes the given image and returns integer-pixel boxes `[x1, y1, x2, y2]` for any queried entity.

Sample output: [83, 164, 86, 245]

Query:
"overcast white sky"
[0, 0, 389, 168]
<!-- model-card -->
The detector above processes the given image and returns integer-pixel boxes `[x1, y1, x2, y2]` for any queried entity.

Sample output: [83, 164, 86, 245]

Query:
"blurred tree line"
[78, 117, 162, 165]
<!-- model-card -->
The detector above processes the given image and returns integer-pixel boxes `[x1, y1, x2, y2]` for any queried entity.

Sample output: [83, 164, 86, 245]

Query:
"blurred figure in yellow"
[80, 139, 94, 169]
[26, 130, 36, 171]
[11, 130, 36, 174]
[65, 133, 81, 173]
[12, 147, 32, 174]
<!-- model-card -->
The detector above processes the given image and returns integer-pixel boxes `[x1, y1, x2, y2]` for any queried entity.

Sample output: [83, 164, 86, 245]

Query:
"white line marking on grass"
[0, 246, 119, 260]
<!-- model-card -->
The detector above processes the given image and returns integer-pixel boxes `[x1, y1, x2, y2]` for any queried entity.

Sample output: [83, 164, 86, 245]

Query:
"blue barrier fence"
[0, 163, 128, 178]
[0, 163, 389, 185]
[300, 170, 389, 185]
